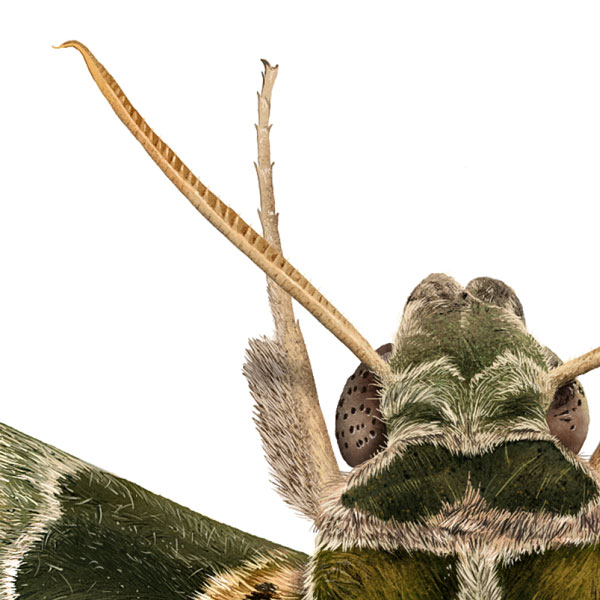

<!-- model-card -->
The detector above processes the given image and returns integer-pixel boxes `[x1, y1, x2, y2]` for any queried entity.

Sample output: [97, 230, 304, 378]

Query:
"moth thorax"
[335, 343, 391, 467]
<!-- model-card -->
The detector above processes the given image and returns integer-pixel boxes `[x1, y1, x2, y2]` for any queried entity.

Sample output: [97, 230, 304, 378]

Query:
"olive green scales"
[3, 41, 600, 598]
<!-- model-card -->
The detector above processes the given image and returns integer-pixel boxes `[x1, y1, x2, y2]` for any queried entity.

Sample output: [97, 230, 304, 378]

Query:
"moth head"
[333, 274, 600, 533]
[342, 274, 592, 463]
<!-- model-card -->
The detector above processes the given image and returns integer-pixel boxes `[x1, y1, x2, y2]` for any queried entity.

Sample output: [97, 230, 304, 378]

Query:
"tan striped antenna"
[56, 41, 392, 381]
[549, 346, 600, 389]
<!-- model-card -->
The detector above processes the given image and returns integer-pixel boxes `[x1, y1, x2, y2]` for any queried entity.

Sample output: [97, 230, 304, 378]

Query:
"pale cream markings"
[0, 425, 81, 599]
[310, 489, 600, 599]
[467, 350, 551, 445]
[455, 541, 503, 600]
[342, 417, 591, 502]
[379, 357, 465, 459]
[302, 559, 316, 600]
[469, 350, 546, 408]
[314, 470, 456, 556]
[381, 346, 554, 459]
[392, 298, 430, 350]
[381, 356, 465, 426]
[192, 551, 305, 600]
[305, 543, 503, 600]
[313, 428, 600, 559]
[436, 486, 600, 559]
[486, 305, 530, 336]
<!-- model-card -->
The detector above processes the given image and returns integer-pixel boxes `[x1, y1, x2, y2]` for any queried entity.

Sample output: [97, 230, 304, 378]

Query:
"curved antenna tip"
[52, 40, 81, 50]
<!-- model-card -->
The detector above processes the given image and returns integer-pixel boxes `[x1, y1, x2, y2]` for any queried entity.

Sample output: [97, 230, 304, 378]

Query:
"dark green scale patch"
[476, 440, 596, 513]
[312, 547, 458, 600]
[342, 443, 471, 521]
[342, 441, 598, 522]
[498, 544, 600, 599]
[15, 465, 306, 599]
[391, 303, 547, 383]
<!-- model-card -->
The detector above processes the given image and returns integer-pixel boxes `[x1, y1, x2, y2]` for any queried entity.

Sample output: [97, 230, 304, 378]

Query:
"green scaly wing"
[0, 423, 306, 599]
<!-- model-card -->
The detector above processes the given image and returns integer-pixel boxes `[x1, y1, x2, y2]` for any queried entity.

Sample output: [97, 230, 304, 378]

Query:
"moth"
[3, 40, 600, 599]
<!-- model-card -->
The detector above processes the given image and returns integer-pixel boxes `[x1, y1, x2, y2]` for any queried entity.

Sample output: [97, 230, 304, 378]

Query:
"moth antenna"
[548, 346, 600, 389]
[247, 58, 341, 518]
[55, 40, 392, 382]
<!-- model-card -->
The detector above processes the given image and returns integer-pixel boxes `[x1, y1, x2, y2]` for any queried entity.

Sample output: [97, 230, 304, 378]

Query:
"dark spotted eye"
[335, 343, 392, 467]
[546, 379, 589, 453]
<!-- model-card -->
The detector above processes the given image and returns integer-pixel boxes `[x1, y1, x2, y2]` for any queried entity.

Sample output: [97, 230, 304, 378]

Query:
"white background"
[1, 1, 600, 554]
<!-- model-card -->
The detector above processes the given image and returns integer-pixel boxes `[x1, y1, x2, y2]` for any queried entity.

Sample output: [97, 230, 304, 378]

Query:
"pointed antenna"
[248, 58, 341, 519]
[548, 346, 600, 389]
[55, 41, 393, 381]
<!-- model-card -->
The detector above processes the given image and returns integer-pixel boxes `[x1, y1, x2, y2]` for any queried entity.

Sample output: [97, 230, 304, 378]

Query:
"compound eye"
[546, 380, 589, 454]
[335, 343, 392, 467]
